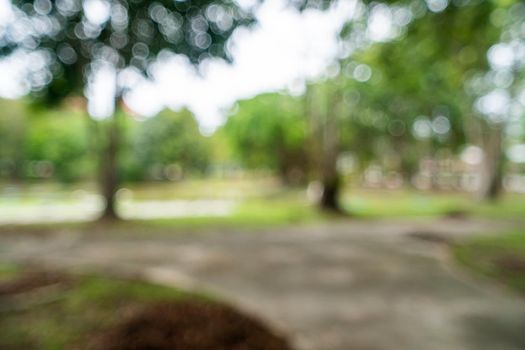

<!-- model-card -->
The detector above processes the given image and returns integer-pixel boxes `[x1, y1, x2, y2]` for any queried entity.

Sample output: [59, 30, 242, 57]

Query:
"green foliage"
[1, 0, 524, 201]
[0, 102, 213, 183]
[2, 0, 255, 106]
[0, 99, 26, 179]
[0, 100, 91, 182]
[24, 111, 91, 182]
[0, 0, 257, 219]
[325, 0, 521, 185]
[128, 109, 211, 181]
[222, 93, 309, 183]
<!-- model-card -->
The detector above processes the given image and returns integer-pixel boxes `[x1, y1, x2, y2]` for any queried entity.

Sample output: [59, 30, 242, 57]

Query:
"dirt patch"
[0, 270, 70, 297]
[92, 300, 293, 350]
[492, 255, 525, 275]
[408, 231, 450, 244]
[443, 209, 469, 220]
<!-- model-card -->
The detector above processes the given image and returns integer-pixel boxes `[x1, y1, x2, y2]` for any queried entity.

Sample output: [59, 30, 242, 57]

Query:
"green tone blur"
[1, 1, 525, 347]
[1, 0, 525, 218]
[0, 101, 211, 183]
[0, 264, 206, 350]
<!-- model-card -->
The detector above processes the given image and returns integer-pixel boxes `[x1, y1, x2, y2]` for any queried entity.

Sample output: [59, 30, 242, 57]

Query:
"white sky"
[0, 0, 358, 133]
[1, 0, 520, 133]
[125, 0, 357, 132]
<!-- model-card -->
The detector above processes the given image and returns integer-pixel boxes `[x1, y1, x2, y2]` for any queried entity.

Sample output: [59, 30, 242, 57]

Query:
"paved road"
[1, 218, 525, 350]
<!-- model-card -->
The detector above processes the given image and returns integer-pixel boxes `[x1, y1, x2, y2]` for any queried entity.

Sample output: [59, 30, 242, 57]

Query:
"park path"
[1, 218, 525, 350]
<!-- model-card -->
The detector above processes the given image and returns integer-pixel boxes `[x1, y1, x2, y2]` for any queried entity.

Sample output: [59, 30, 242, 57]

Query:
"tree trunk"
[478, 123, 503, 201]
[320, 175, 340, 211]
[10, 121, 26, 182]
[319, 89, 342, 212]
[277, 150, 307, 187]
[99, 113, 120, 221]
[305, 83, 344, 213]
[10, 160, 23, 182]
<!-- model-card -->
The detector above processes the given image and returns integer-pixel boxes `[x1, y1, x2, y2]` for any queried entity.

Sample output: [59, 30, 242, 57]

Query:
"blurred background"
[1, 0, 525, 224]
[2, 1, 525, 349]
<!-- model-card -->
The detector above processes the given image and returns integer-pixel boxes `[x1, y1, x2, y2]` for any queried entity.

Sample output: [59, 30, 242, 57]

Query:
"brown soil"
[493, 255, 525, 275]
[0, 270, 70, 297]
[92, 300, 294, 350]
[443, 209, 469, 219]
[408, 231, 450, 244]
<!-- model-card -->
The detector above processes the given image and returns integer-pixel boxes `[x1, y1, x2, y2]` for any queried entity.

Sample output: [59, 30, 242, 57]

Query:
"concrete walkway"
[1, 218, 525, 350]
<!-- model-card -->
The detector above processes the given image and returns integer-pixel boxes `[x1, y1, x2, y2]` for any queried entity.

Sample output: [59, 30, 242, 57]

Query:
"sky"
[0, 0, 517, 134]
[123, 0, 357, 133]
[0, 0, 359, 133]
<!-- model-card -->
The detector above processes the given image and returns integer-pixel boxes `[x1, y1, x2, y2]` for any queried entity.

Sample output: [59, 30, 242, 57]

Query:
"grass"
[1, 191, 524, 236]
[453, 230, 525, 295]
[0, 264, 19, 279]
[142, 197, 325, 229]
[1, 179, 525, 231]
[117, 186, 525, 225]
[129, 190, 525, 229]
[343, 189, 467, 218]
[343, 189, 525, 220]
[0, 265, 207, 350]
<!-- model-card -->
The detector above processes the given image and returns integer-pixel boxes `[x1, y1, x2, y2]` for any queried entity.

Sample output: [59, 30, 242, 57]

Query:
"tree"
[0, 99, 90, 182]
[345, 33, 469, 188]
[131, 108, 211, 181]
[333, 0, 525, 200]
[304, 80, 347, 212]
[0, 0, 255, 220]
[395, 0, 504, 199]
[222, 92, 309, 185]
[0, 99, 26, 181]
[357, 0, 523, 200]
[24, 108, 90, 182]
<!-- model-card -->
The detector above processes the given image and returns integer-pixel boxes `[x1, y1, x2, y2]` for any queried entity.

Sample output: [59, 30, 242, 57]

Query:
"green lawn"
[343, 189, 525, 220]
[130, 185, 525, 225]
[0, 265, 207, 350]
[134, 188, 525, 229]
[453, 230, 525, 295]
[1, 180, 525, 230]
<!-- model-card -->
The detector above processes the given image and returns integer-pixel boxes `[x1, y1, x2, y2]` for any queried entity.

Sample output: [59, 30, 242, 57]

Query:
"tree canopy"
[1, 0, 255, 105]
[222, 92, 308, 183]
